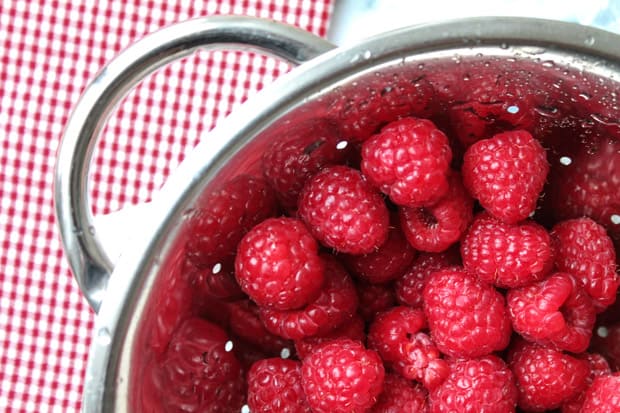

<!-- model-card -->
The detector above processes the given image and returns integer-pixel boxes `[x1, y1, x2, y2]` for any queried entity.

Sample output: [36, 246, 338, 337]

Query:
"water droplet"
[584, 36, 596, 46]
[559, 156, 572, 166]
[417, 63, 425, 70]
[597, 326, 609, 338]
[541, 61, 555, 68]
[336, 140, 348, 150]
[463, 73, 471, 81]
[520, 46, 546, 55]
[506, 105, 519, 114]
[280, 347, 291, 359]
[534, 106, 560, 118]
[241, 405, 250, 413]
[88, 225, 96, 235]
[579, 92, 591, 100]
[363, 50, 372, 59]
[212, 263, 222, 274]
[225, 340, 234, 352]
[499, 43, 509, 49]
[611, 214, 620, 225]
[72, 227, 84, 237]
[98, 328, 112, 346]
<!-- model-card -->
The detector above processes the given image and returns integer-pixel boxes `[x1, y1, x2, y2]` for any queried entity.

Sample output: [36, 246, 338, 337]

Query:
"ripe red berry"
[423, 267, 512, 358]
[235, 217, 325, 310]
[507, 272, 596, 353]
[298, 165, 390, 254]
[355, 280, 397, 321]
[301, 339, 385, 413]
[368, 306, 449, 390]
[294, 313, 366, 359]
[372, 373, 428, 413]
[580, 373, 620, 412]
[562, 353, 612, 413]
[429, 355, 518, 413]
[551, 217, 619, 311]
[462, 129, 549, 224]
[395, 249, 461, 309]
[186, 174, 279, 269]
[260, 255, 358, 340]
[399, 172, 473, 253]
[461, 212, 554, 288]
[342, 215, 416, 284]
[508, 339, 589, 412]
[261, 119, 350, 211]
[247, 358, 312, 413]
[159, 318, 245, 412]
[361, 117, 452, 207]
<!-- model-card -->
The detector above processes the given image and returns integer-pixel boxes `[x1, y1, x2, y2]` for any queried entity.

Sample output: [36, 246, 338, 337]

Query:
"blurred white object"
[328, 0, 620, 44]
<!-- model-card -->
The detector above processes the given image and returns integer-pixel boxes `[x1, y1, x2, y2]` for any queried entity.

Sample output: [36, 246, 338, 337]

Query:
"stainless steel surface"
[53, 15, 335, 313]
[56, 16, 620, 412]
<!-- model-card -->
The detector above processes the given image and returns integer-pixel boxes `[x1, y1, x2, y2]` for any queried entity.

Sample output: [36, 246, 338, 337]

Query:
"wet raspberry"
[399, 172, 473, 253]
[551, 217, 619, 311]
[361, 117, 452, 207]
[186, 174, 279, 269]
[294, 313, 366, 359]
[159, 318, 245, 412]
[423, 267, 512, 358]
[247, 358, 311, 413]
[355, 280, 397, 322]
[372, 373, 428, 413]
[508, 339, 589, 412]
[298, 165, 390, 254]
[235, 217, 325, 310]
[368, 306, 449, 390]
[260, 255, 358, 340]
[562, 353, 612, 413]
[301, 339, 385, 413]
[461, 212, 554, 288]
[429, 356, 517, 413]
[462, 129, 549, 224]
[395, 249, 461, 309]
[342, 215, 416, 284]
[580, 373, 620, 412]
[507, 272, 596, 353]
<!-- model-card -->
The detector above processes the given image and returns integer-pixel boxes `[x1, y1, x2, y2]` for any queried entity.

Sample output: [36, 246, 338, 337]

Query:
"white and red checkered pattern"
[0, 1, 333, 411]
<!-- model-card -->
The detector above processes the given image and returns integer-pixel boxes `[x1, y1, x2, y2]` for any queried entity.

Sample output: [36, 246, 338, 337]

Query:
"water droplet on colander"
[584, 36, 596, 46]
[88, 225, 96, 235]
[363, 50, 372, 59]
[499, 43, 509, 50]
[98, 328, 112, 346]
[72, 227, 84, 237]
[559, 156, 572, 166]
[541, 61, 555, 68]
[611, 214, 620, 225]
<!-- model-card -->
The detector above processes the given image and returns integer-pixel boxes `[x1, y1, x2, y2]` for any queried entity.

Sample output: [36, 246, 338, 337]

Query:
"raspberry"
[546, 138, 620, 245]
[235, 217, 325, 310]
[562, 353, 612, 413]
[368, 306, 449, 390]
[551, 217, 619, 311]
[294, 313, 366, 359]
[193, 260, 245, 301]
[260, 255, 358, 340]
[355, 280, 397, 321]
[247, 358, 312, 413]
[580, 373, 620, 412]
[186, 174, 279, 269]
[301, 339, 385, 413]
[298, 165, 390, 254]
[423, 267, 512, 358]
[159, 317, 245, 412]
[462, 129, 549, 224]
[342, 215, 416, 284]
[508, 339, 589, 412]
[461, 212, 555, 288]
[361, 117, 452, 207]
[372, 373, 428, 413]
[429, 355, 517, 413]
[507, 272, 596, 353]
[399, 172, 473, 252]
[261, 119, 350, 211]
[227, 300, 293, 356]
[395, 249, 461, 308]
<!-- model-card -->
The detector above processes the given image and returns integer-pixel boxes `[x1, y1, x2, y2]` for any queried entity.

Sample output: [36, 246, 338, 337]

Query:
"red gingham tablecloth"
[0, 1, 334, 411]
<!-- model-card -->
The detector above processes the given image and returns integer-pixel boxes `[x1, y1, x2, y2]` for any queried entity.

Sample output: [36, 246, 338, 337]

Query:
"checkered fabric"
[0, 1, 333, 411]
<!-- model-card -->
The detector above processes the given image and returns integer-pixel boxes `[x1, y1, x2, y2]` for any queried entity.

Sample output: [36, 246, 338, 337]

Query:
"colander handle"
[54, 15, 336, 312]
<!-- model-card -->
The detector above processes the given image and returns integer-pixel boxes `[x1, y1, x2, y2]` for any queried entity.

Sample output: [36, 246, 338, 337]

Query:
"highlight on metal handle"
[53, 15, 336, 312]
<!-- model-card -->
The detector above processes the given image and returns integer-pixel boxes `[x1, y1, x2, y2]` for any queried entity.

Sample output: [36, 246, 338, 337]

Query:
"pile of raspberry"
[150, 117, 620, 412]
